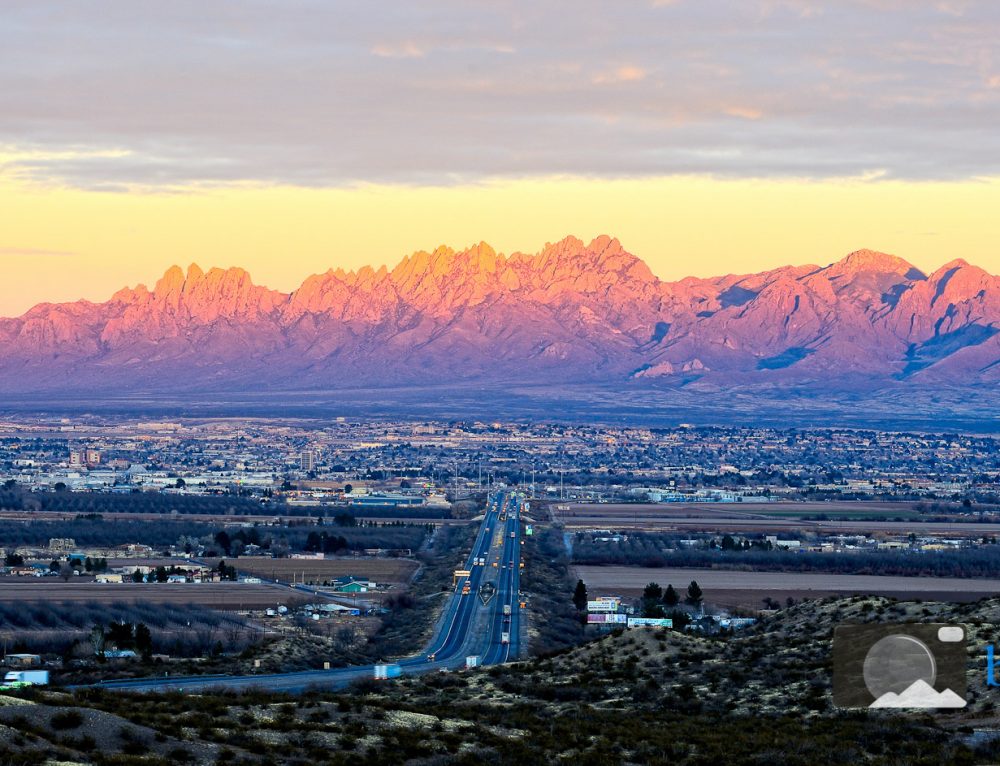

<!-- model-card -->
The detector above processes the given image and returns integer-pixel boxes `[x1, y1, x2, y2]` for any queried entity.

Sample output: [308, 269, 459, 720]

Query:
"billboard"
[587, 613, 628, 624]
[587, 600, 620, 612]
[627, 617, 673, 628]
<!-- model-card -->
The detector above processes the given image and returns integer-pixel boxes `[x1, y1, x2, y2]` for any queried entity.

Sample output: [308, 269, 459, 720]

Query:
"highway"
[88, 490, 524, 693]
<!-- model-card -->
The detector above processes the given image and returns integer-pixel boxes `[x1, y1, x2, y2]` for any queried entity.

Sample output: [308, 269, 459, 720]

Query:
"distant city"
[2, 417, 998, 505]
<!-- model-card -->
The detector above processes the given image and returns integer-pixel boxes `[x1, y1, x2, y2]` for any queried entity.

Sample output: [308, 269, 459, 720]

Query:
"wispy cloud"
[593, 65, 647, 85]
[0, 246, 78, 258]
[724, 106, 764, 120]
[371, 41, 426, 59]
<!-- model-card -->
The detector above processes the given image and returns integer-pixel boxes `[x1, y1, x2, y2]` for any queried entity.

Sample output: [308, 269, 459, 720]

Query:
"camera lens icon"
[863, 634, 936, 698]
[833, 623, 967, 709]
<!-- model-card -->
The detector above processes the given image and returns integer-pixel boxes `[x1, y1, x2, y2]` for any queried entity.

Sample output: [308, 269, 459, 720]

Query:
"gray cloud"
[1, 0, 998, 188]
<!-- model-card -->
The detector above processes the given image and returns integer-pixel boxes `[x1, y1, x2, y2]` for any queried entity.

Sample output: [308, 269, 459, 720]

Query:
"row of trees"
[572, 578, 704, 613]
[90, 621, 153, 660]
[574, 530, 1000, 578]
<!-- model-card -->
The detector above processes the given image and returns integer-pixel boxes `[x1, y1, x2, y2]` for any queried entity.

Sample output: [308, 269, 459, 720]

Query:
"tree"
[49, 559, 61, 573]
[642, 582, 663, 601]
[343, 484, 354, 495]
[4, 552, 24, 567]
[131, 568, 144, 583]
[107, 621, 135, 650]
[155, 566, 168, 583]
[667, 610, 691, 632]
[214, 531, 231, 555]
[685, 580, 703, 608]
[135, 623, 153, 659]
[572, 579, 588, 611]
[662, 584, 680, 608]
[643, 602, 667, 618]
[89, 624, 106, 657]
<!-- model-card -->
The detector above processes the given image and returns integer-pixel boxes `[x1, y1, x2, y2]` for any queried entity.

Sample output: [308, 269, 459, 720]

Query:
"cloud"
[593, 65, 648, 84]
[371, 41, 426, 59]
[0, 1, 999, 188]
[0, 247, 78, 258]
[725, 106, 764, 120]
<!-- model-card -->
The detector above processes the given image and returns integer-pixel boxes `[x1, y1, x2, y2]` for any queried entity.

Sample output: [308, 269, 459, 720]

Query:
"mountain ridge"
[2, 235, 999, 396]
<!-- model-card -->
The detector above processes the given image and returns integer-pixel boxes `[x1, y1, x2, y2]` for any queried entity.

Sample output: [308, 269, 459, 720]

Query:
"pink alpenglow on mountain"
[1, 236, 999, 395]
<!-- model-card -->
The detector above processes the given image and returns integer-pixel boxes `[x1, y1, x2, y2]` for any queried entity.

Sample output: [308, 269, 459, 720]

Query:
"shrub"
[49, 710, 84, 730]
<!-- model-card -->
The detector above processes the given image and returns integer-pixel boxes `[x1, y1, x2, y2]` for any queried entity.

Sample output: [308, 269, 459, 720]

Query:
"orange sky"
[3, 175, 1000, 316]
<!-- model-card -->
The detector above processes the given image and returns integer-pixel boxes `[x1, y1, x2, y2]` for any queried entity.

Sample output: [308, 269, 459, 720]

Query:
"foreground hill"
[3, 595, 998, 765]
[2, 236, 1000, 398]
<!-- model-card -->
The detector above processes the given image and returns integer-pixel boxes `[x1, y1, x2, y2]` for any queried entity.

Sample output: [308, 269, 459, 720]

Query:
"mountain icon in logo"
[869, 679, 966, 709]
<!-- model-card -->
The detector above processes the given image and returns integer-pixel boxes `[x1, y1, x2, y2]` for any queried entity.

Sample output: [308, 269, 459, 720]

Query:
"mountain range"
[2, 235, 999, 399]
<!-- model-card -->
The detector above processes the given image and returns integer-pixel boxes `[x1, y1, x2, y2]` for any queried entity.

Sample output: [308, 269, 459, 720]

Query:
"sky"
[2, 0, 1000, 315]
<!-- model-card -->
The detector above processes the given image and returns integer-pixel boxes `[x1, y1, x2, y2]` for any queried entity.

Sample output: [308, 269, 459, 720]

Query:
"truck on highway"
[510, 531, 515, 538]
[465, 656, 479, 669]
[374, 664, 402, 680]
[502, 604, 512, 616]
[2, 670, 49, 687]
[501, 632, 510, 645]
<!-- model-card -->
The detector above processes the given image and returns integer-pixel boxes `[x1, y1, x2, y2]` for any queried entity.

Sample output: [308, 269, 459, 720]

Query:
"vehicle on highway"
[501, 632, 510, 645]
[374, 664, 402, 680]
[2, 670, 49, 687]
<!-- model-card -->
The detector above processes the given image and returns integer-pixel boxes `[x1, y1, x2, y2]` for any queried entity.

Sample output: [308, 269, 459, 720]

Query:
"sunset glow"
[4, 175, 1000, 314]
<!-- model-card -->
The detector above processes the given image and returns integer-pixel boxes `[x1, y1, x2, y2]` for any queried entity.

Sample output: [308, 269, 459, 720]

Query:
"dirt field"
[0, 509, 463, 525]
[554, 502, 1000, 535]
[0, 580, 302, 609]
[201, 557, 419, 586]
[573, 565, 1000, 608]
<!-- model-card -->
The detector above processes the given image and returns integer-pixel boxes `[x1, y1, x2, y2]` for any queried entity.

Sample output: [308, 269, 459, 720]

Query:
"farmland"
[0, 580, 299, 609]
[553, 501, 1000, 534]
[573, 564, 1000, 609]
[201, 556, 419, 587]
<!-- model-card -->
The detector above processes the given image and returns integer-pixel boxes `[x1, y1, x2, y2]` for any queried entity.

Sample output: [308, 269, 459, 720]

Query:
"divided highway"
[90, 491, 525, 693]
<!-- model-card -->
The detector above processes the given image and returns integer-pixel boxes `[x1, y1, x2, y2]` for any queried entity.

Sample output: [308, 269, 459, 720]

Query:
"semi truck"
[465, 656, 479, 669]
[502, 604, 512, 616]
[501, 632, 510, 645]
[2, 670, 49, 687]
[373, 664, 402, 680]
